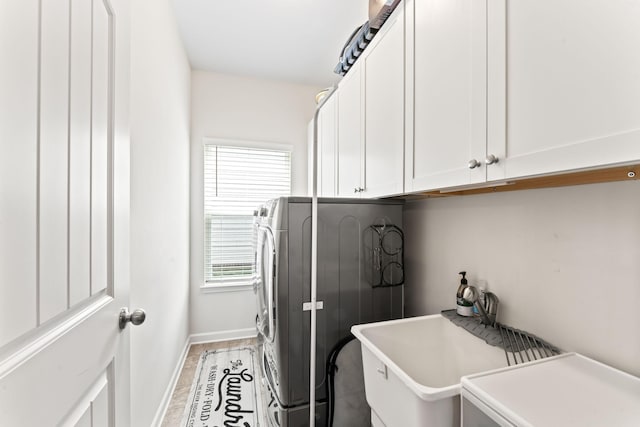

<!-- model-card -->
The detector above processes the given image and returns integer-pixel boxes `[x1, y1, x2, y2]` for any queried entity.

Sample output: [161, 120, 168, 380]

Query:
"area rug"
[181, 346, 264, 427]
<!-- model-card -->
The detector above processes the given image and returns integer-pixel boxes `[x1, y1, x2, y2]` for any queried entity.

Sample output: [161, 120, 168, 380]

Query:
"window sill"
[200, 282, 254, 294]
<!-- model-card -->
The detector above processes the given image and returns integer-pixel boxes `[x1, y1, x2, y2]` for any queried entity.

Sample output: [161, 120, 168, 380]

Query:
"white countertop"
[461, 353, 640, 427]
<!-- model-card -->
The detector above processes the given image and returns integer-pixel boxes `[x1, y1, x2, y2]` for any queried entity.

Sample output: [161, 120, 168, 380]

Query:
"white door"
[363, 7, 404, 198]
[318, 95, 337, 197]
[486, 0, 640, 181]
[405, 0, 487, 192]
[0, 0, 133, 426]
[336, 61, 364, 197]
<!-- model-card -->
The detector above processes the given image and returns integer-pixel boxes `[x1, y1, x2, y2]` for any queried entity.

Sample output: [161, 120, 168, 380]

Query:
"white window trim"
[200, 281, 254, 294]
[200, 137, 292, 293]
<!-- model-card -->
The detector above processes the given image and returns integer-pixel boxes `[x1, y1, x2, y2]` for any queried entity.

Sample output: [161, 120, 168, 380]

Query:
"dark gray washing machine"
[254, 197, 404, 427]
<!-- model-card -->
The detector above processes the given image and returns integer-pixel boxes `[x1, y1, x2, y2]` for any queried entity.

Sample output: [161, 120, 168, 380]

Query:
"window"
[204, 142, 291, 287]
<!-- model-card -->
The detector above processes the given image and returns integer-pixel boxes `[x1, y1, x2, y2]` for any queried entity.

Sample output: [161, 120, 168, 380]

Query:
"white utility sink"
[351, 314, 508, 427]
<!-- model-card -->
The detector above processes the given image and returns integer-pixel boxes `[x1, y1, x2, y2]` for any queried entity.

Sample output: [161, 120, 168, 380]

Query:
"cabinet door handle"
[485, 154, 499, 165]
[354, 187, 359, 193]
[468, 159, 481, 169]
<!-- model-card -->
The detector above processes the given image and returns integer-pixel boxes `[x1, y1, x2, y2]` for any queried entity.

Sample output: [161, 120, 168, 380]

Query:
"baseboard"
[189, 327, 258, 344]
[151, 327, 258, 426]
[150, 336, 190, 427]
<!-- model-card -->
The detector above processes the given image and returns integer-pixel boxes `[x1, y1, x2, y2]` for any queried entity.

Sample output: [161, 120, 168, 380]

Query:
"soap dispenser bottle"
[456, 271, 473, 316]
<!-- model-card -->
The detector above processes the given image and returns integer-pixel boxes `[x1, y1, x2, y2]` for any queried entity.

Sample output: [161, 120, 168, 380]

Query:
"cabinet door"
[405, 0, 488, 191]
[318, 95, 337, 197]
[364, 8, 405, 198]
[337, 62, 364, 197]
[487, 0, 640, 180]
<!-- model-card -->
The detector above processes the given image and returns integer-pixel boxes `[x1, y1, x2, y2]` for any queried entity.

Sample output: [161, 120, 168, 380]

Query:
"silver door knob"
[119, 308, 146, 330]
[485, 154, 499, 165]
[468, 159, 481, 169]
[354, 187, 359, 193]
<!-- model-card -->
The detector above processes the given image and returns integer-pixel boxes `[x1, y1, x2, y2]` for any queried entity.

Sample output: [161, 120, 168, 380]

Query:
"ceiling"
[170, 0, 369, 88]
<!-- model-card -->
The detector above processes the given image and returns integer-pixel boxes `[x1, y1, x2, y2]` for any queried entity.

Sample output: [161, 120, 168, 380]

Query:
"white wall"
[403, 180, 640, 376]
[190, 70, 320, 335]
[130, 0, 191, 425]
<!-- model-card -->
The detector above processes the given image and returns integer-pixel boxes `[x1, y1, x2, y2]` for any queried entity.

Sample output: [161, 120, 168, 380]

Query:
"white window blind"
[204, 144, 291, 284]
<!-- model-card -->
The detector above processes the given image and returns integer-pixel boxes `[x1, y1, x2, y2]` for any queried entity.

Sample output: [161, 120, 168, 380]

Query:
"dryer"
[253, 197, 404, 427]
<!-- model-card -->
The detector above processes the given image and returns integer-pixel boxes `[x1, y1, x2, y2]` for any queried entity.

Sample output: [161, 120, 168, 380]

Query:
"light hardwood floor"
[161, 338, 258, 426]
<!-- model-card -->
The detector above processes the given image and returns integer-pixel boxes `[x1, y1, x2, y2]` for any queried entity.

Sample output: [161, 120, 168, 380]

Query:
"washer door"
[256, 225, 276, 343]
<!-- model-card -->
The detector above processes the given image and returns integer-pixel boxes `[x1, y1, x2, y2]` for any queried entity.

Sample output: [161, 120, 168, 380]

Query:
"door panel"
[75, 411, 92, 427]
[318, 96, 337, 197]
[1, 298, 118, 425]
[408, 0, 487, 190]
[65, 371, 109, 427]
[91, 0, 110, 296]
[0, 0, 39, 348]
[364, 11, 404, 197]
[39, 0, 71, 324]
[91, 381, 110, 427]
[487, 0, 640, 180]
[336, 62, 363, 197]
[0, 0, 131, 425]
[69, 0, 93, 306]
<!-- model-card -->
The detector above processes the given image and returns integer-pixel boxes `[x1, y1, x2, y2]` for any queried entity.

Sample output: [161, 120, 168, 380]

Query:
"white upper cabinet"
[337, 61, 364, 197]
[405, 0, 640, 193]
[317, 95, 337, 197]
[336, 7, 405, 198]
[405, 0, 488, 192]
[486, 0, 640, 181]
[363, 6, 405, 198]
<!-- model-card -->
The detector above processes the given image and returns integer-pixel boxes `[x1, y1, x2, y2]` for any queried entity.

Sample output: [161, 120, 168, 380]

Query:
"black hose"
[325, 334, 357, 427]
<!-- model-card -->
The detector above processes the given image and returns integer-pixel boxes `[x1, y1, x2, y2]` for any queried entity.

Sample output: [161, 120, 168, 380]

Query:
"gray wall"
[403, 180, 640, 376]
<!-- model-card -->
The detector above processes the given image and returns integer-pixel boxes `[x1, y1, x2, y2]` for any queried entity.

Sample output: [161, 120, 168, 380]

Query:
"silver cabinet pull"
[468, 159, 481, 169]
[119, 308, 146, 330]
[485, 154, 499, 165]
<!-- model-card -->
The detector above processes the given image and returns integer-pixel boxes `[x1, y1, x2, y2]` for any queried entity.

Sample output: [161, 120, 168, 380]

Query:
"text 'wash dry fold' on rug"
[182, 346, 265, 427]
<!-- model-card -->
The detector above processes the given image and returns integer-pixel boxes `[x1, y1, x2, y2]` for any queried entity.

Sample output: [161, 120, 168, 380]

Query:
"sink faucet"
[462, 286, 499, 326]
